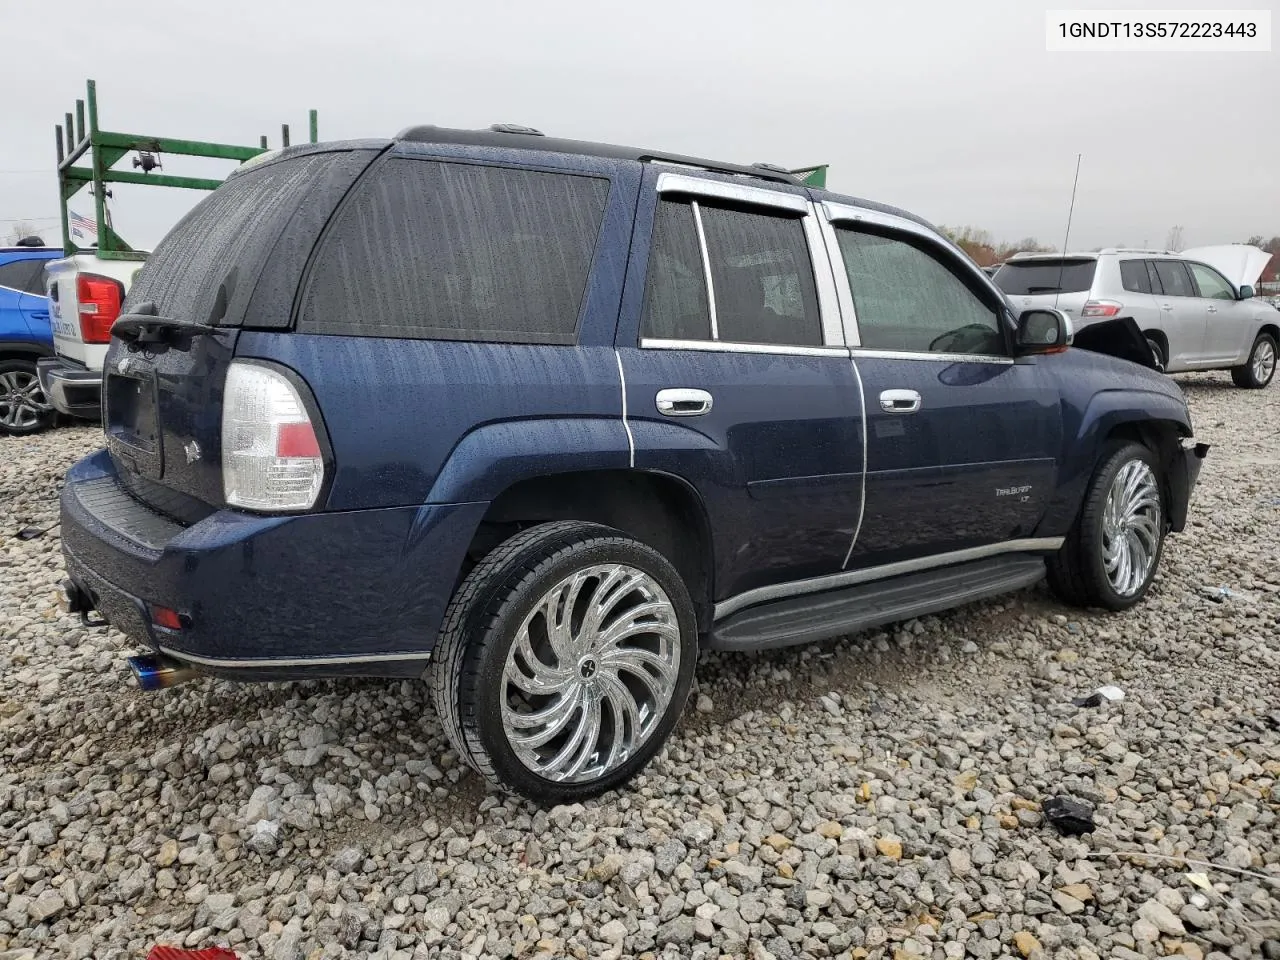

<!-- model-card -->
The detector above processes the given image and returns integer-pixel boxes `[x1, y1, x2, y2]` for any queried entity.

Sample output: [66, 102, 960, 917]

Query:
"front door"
[616, 173, 864, 603]
[821, 204, 1063, 570]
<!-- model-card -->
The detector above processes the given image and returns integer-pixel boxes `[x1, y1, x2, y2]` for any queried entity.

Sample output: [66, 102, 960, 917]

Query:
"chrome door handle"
[879, 389, 921, 414]
[1160, 304, 1174, 311]
[656, 388, 713, 417]
[1206, 306, 1217, 313]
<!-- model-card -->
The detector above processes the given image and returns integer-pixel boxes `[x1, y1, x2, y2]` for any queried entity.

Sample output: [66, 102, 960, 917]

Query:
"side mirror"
[1238, 284, 1255, 300]
[1015, 308, 1073, 355]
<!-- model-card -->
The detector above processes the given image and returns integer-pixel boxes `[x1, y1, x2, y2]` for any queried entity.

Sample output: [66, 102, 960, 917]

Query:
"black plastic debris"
[1042, 796, 1096, 836]
[1070, 685, 1125, 708]
[17, 526, 46, 541]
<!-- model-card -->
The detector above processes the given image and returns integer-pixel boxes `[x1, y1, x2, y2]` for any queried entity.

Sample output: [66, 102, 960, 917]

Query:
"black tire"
[1047, 441, 1165, 611]
[1145, 336, 1167, 373]
[0, 359, 56, 436]
[430, 520, 698, 804]
[1230, 332, 1277, 389]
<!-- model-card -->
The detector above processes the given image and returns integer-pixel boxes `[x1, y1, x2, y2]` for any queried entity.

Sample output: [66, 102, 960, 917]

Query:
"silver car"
[994, 245, 1277, 387]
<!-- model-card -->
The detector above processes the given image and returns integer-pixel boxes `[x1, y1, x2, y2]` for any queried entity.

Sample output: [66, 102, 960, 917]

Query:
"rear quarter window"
[298, 159, 610, 344]
[1120, 259, 1152, 294]
[993, 259, 1096, 296]
[127, 151, 359, 326]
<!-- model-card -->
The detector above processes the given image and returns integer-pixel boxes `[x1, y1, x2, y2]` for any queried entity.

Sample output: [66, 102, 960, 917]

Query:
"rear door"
[1187, 260, 1249, 362]
[822, 203, 1062, 569]
[103, 146, 380, 510]
[1149, 259, 1205, 367]
[0, 257, 47, 340]
[616, 172, 863, 603]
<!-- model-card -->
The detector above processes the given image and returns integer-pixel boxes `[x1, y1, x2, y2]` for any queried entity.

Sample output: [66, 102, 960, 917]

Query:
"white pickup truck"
[37, 254, 145, 419]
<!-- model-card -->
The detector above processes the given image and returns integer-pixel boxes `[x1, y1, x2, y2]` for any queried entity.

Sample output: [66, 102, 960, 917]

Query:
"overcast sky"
[2, 0, 1275, 252]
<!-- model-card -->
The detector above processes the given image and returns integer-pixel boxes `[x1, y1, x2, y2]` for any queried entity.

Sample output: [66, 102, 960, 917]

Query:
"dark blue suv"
[0, 241, 61, 434]
[59, 128, 1206, 803]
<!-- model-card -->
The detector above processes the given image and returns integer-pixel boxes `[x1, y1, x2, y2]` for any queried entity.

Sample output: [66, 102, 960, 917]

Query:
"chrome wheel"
[1101, 460, 1161, 597]
[0, 369, 49, 432]
[1252, 338, 1276, 384]
[500, 563, 681, 783]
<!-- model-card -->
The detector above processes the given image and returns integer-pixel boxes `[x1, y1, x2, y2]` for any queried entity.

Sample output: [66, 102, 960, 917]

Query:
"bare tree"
[1165, 225, 1185, 252]
[4, 221, 42, 245]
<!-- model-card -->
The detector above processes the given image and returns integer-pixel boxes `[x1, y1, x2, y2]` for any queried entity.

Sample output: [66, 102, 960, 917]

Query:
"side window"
[1145, 261, 1164, 294]
[1188, 262, 1235, 301]
[299, 159, 609, 343]
[1152, 260, 1195, 298]
[698, 204, 821, 347]
[24, 260, 51, 295]
[835, 228, 1004, 356]
[640, 200, 710, 340]
[1120, 259, 1152, 294]
[0, 260, 39, 294]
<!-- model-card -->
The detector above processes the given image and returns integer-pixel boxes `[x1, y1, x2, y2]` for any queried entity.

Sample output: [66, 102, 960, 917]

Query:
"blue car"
[59, 129, 1207, 802]
[0, 241, 62, 434]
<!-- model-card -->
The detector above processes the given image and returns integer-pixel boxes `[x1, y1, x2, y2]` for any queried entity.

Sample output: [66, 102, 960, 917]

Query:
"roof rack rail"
[394, 125, 801, 184]
[1097, 247, 1177, 256]
[489, 123, 544, 136]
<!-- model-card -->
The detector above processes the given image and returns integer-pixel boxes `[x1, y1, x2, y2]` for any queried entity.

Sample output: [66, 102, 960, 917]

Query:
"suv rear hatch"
[103, 142, 384, 518]
[993, 257, 1097, 320]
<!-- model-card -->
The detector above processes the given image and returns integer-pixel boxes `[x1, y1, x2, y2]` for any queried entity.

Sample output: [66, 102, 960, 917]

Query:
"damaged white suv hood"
[1182, 244, 1272, 290]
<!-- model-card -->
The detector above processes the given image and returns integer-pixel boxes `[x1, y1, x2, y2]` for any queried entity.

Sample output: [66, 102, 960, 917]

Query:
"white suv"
[994, 245, 1277, 388]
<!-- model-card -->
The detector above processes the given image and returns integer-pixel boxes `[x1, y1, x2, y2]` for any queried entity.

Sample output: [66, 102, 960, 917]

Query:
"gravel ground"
[1, 372, 1278, 960]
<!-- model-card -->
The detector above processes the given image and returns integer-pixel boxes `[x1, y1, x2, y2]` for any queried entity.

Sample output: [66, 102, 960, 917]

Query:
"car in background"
[37, 252, 145, 421]
[993, 246, 1277, 387]
[0, 239, 62, 435]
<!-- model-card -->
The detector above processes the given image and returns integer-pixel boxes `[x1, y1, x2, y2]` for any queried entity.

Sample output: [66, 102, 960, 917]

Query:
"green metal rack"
[789, 164, 828, 189]
[55, 79, 318, 259]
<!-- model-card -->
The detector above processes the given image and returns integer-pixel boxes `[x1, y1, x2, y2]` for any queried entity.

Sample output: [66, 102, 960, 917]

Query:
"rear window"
[993, 259, 1096, 296]
[126, 152, 345, 325]
[298, 159, 609, 344]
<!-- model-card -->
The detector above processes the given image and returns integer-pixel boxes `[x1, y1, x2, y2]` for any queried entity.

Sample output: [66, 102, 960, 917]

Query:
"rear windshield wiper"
[112, 308, 216, 345]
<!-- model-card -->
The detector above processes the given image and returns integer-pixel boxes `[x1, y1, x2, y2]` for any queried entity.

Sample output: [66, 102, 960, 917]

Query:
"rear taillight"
[221, 362, 327, 512]
[77, 274, 125, 343]
[1081, 299, 1123, 319]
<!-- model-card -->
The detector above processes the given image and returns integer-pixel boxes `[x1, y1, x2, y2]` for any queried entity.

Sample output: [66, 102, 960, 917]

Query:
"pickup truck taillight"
[1081, 299, 1123, 319]
[222, 361, 327, 512]
[77, 274, 125, 343]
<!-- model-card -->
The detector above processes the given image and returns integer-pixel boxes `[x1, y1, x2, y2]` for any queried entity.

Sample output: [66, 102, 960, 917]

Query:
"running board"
[707, 554, 1047, 652]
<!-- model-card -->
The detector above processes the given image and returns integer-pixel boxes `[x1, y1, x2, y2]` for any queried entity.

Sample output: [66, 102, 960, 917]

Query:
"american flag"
[69, 209, 97, 241]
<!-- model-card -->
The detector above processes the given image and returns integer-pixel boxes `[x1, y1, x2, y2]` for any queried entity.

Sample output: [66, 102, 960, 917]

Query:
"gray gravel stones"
[2, 374, 1280, 959]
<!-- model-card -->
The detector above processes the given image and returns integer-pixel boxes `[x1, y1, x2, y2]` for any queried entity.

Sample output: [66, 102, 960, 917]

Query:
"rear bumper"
[60, 449, 486, 681]
[36, 355, 101, 418]
[1167, 439, 1209, 533]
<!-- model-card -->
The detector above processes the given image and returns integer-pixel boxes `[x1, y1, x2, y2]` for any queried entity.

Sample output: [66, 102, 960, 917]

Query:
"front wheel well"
[1102, 419, 1187, 527]
[1258, 323, 1279, 347]
[467, 470, 715, 632]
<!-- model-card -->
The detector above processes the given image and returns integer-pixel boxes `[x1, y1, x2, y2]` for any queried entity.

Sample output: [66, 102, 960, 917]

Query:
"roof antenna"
[1054, 153, 1083, 310]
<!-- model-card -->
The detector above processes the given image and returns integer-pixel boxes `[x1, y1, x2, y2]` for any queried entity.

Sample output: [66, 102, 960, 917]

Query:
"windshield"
[993, 259, 1096, 296]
